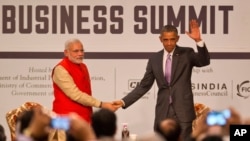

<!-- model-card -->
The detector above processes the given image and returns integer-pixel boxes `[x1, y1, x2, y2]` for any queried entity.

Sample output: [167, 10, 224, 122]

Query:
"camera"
[50, 115, 70, 130]
[206, 109, 231, 126]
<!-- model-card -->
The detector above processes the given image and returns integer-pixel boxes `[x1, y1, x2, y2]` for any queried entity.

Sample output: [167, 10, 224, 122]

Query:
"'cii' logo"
[237, 80, 250, 99]
[128, 79, 140, 90]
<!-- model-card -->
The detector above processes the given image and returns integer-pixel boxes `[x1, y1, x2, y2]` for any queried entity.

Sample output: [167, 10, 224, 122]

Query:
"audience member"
[190, 106, 243, 141]
[155, 118, 182, 141]
[91, 109, 117, 140]
[16, 107, 51, 141]
[136, 133, 165, 141]
[201, 135, 223, 141]
[191, 110, 209, 140]
[91, 108, 165, 141]
[67, 113, 96, 141]
[9, 104, 250, 141]
[223, 106, 242, 135]
[0, 124, 6, 141]
[15, 106, 97, 141]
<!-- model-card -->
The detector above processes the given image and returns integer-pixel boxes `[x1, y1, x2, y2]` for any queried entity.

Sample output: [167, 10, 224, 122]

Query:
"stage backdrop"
[1, 0, 250, 140]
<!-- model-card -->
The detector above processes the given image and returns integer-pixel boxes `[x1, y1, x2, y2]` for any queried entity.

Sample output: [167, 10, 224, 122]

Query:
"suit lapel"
[158, 50, 165, 79]
[171, 46, 181, 84]
[155, 50, 166, 84]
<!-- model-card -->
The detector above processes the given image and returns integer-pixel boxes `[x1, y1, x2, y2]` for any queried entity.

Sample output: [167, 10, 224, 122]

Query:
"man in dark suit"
[114, 19, 210, 141]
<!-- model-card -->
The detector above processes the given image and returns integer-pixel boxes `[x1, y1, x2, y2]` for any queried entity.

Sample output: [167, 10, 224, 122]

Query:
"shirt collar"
[164, 47, 176, 57]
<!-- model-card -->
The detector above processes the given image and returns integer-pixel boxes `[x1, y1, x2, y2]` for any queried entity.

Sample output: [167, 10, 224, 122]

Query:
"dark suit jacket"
[122, 45, 210, 129]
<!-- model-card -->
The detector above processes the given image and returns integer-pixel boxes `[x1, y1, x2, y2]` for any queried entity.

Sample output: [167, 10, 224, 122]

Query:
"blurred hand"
[243, 117, 250, 125]
[68, 113, 96, 141]
[113, 100, 124, 108]
[101, 102, 119, 112]
[25, 107, 51, 139]
[223, 106, 242, 135]
[227, 106, 242, 125]
[191, 110, 209, 138]
[186, 19, 202, 42]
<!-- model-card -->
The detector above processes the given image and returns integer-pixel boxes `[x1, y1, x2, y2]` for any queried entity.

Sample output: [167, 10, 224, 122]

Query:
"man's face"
[64, 42, 84, 64]
[159, 31, 179, 53]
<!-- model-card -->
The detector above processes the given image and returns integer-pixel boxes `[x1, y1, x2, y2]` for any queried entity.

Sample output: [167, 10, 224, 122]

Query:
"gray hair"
[64, 38, 83, 50]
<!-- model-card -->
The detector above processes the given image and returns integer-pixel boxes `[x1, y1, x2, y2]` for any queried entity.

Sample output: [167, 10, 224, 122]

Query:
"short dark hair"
[0, 124, 6, 141]
[91, 109, 117, 138]
[16, 109, 49, 141]
[17, 110, 34, 134]
[201, 135, 223, 141]
[161, 25, 178, 35]
[155, 118, 181, 141]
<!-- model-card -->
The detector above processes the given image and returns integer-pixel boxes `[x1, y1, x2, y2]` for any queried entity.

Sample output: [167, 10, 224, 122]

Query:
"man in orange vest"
[52, 38, 117, 123]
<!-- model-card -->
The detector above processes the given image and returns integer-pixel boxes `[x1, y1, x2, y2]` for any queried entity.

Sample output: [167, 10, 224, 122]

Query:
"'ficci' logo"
[236, 80, 250, 99]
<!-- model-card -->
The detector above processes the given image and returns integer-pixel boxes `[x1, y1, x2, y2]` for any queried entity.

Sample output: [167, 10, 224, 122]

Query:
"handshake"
[100, 100, 124, 112]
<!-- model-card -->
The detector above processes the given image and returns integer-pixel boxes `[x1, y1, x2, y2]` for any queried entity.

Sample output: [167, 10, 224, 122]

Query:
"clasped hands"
[100, 100, 124, 112]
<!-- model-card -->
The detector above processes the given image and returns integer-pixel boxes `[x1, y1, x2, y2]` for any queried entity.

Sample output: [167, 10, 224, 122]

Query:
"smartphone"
[221, 109, 231, 119]
[50, 116, 70, 130]
[206, 109, 231, 126]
